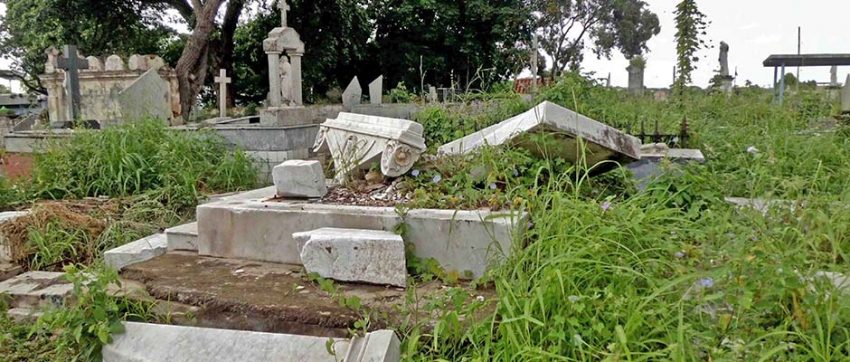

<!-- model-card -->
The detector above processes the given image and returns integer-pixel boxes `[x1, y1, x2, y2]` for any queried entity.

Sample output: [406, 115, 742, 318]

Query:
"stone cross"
[214, 69, 232, 118]
[56, 45, 89, 121]
[278, 0, 290, 27]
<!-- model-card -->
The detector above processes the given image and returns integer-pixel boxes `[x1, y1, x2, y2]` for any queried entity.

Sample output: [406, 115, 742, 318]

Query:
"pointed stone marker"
[342, 76, 362, 111]
[369, 75, 383, 105]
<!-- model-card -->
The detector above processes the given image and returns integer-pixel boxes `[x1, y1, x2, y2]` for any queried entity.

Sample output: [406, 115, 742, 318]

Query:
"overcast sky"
[2, 0, 849, 93]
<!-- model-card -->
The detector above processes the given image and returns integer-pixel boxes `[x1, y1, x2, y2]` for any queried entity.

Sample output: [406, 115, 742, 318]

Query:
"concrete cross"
[56, 45, 89, 121]
[214, 69, 232, 118]
[278, 0, 290, 27]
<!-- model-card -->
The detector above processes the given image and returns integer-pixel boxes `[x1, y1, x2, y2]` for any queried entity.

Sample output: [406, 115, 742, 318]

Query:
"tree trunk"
[220, 0, 246, 108]
[175, 0, 224, 121]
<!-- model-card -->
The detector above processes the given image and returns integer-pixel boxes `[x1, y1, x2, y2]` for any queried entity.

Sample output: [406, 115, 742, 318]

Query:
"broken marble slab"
[166, 222, 199, 251]
[104, 233, 167, 270]
[273, 160, 328, 198]
[369, 75, 383, 105]
[294, 228, 406, 287]
[103, 322, 402, 362]
[438, 101, 641, 165]
[313, 112, 426, 179]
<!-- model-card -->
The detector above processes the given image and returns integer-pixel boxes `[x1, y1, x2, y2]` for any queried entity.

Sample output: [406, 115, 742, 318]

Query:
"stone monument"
[341, 76, 362, 111]
[55, 45, 89, 126]
[842, 75, 850, 115]
[718, 41, 734, 94]
[627, 57, 645, 95]
[260, 0, 306, 125]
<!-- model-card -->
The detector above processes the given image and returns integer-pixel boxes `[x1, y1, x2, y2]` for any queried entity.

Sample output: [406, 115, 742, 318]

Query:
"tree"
[368, 0, 533, 93]
[532, 0, 660, 81]
[0, 0, 172, 93]
[673, 0, 708, 93]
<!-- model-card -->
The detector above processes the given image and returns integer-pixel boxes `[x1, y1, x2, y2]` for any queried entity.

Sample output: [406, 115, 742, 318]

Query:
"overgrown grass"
[400, 75, 850, 360]
[29, 119, 258, 212]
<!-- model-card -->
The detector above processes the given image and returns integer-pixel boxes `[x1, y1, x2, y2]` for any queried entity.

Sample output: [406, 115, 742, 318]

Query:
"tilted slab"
[439, 101, 641, 165]
[103, 322, 401, 362]
[104, 233, 167, 270]
[198, 198, 525, 279]
[294, 228, 406, 287]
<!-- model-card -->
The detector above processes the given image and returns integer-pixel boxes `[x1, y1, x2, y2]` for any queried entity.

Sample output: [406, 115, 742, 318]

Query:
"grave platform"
[120, 252, 496, 337]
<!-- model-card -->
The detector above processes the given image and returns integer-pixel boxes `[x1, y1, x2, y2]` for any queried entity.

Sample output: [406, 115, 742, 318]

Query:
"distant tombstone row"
[341, 75, 383, 111]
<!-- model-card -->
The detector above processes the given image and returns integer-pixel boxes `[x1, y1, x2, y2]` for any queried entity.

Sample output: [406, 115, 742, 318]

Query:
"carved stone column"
[267, 51, 282, 107]
[288, 51, 303, 106]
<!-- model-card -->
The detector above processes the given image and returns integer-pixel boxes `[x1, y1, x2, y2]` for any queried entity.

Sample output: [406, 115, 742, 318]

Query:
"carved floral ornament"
[313, 113, 427, 179]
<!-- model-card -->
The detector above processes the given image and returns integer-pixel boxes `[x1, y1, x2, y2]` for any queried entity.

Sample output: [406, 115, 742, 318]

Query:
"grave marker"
[56, 45, 89, 122]
[214, 69, 232, 118]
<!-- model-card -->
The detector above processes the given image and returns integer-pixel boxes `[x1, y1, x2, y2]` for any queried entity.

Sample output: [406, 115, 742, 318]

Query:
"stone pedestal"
[719, 75, 734, 95]
[260, 106, 308, 126]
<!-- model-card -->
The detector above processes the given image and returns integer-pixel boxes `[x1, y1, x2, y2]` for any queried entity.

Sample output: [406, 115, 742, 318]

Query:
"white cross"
[214, 69, 232, 118]
[278, 0, 290, 27]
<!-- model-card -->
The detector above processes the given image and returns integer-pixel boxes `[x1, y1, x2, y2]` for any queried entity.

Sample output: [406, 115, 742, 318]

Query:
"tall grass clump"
[30, 120, 258, 211]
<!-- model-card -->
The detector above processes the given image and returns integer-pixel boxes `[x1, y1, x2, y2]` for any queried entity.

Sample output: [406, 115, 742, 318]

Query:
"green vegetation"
[3, 75, 850, 360]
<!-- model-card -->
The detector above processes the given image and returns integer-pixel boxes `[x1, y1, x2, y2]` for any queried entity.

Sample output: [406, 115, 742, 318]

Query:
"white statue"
[279, 57, 293, 106]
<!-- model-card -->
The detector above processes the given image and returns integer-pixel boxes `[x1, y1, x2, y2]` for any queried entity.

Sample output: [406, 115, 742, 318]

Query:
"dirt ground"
[121, 252, 497, 338]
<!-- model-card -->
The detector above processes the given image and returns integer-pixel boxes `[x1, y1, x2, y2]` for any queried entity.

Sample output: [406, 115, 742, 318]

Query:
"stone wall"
[40, 52, 180, 126]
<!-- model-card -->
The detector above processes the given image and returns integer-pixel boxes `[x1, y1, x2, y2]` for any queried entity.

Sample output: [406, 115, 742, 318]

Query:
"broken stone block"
[369, 75, 383, 105]
[166, 222, 199, 251]
[313, 113, 426, 179]
[438, 101, 641, 165]
[0, 271, 73, 309]
[294, 228, 406, 287]
[273, 160, 328, 198]
[104, 233, 167, 270]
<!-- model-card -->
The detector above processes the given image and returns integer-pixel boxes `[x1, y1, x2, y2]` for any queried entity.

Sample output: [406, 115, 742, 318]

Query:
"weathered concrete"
[439, 101, 642, 165]
[104, 233, 167, 270]
[369, 76, 383, 105]
[103, 322, 402, 362]
[0, 271, 72, 309]
[6, 307, 43, 323]
[273, 160, 328, 198]
[118, 68, 172, 122]
[165, 222, 199, 251]
[295, 228, 406, 287]
[197, 197, 526, 279]
[197, 195, 527, 278]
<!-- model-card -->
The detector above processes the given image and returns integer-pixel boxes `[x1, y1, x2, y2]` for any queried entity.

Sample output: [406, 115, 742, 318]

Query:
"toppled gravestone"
[273, 160, 328, 198]
[438, 101, 641, 165]
[313, 112, 426, 180]
[626, 143, 706, 189]
[293, 228, 407, 287]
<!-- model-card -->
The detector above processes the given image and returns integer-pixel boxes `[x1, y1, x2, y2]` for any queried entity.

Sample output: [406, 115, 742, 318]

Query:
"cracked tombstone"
[313, 112, 426, 181]
[369, 75, 383, 105]
[438, 101, 641, 166]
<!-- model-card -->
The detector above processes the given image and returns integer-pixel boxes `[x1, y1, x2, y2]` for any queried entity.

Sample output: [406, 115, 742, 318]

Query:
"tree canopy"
[1, 0, 662, 109]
